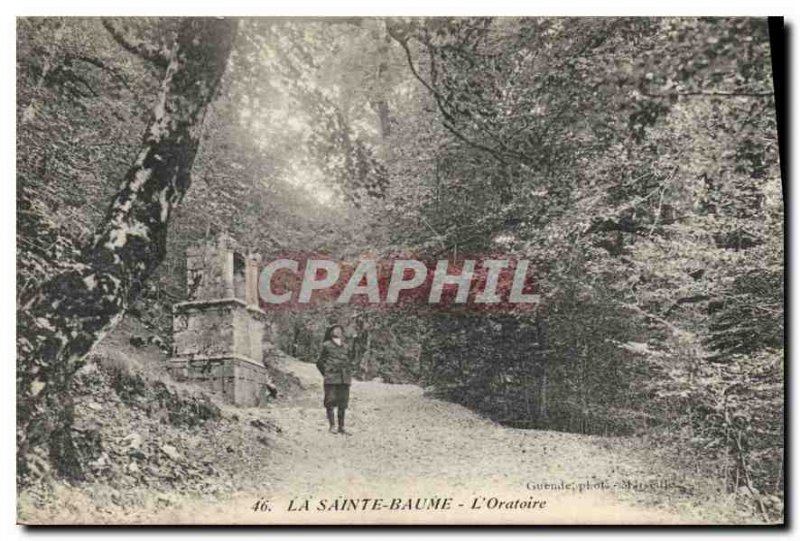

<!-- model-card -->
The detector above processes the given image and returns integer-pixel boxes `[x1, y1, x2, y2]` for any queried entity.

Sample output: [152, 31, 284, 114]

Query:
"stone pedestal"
[167, 236, 274, 406]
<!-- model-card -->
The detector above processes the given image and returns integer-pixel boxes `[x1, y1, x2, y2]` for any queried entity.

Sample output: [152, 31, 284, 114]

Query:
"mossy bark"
[17, 18, 238, 480]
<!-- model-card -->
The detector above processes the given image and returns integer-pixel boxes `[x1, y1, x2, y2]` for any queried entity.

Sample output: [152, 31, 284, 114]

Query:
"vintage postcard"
[16, 16, 784, 525]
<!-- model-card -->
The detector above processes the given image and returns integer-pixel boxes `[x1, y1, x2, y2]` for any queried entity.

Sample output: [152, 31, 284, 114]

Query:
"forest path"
[153, 357, 742, 525]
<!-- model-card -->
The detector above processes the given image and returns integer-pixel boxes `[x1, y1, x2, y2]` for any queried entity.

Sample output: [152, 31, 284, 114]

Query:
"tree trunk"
[17, 18, 238, 479]
[371, 28, 392, 138]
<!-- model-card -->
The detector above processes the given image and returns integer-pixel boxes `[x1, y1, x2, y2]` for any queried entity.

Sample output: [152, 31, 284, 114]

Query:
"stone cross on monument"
[167, 234, 275, 406]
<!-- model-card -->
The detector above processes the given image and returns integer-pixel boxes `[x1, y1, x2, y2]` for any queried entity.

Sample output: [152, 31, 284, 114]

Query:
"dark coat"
[316, 339, 353, 385]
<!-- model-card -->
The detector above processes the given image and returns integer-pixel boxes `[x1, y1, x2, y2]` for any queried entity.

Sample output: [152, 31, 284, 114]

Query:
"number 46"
[252, 498, 271, 512]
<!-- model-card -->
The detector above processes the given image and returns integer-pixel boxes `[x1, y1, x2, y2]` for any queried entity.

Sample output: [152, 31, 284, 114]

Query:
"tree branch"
[70, 54, 133, 92]
[386, 22, 514, 167]
[101, 18, 170, 69]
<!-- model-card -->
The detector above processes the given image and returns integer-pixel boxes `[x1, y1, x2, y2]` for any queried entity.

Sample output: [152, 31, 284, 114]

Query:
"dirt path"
[145, 357, 744, 525]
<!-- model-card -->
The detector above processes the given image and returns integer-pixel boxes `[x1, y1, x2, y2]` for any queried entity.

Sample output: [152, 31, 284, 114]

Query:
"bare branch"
[101, 18, 170, 69]
[386, 23, 514, 167]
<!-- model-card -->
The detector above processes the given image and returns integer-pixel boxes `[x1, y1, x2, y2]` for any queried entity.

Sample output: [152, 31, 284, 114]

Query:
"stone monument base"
[167, 355, 275, 407]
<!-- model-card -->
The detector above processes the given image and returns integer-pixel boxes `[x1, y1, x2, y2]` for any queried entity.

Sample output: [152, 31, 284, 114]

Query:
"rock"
[89, 452, 109, 470]
[160, 444, 182, 462]
[122, 433, 142, 450]
[86, 402, 103, 411]
[127, 462, 139, 474]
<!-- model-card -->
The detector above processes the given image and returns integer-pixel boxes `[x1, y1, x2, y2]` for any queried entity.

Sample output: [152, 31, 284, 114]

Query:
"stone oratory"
[167, 235, 275, 406]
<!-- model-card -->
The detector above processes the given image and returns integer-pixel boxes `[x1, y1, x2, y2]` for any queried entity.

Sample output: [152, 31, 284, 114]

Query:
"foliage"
[16, 16, 782, 519]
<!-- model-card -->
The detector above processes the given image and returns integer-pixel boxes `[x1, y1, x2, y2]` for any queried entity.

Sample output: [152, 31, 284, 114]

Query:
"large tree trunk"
[17, 18, 238, 479]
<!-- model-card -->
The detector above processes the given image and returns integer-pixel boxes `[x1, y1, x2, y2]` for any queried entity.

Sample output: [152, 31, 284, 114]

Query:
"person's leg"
[337, 407, 346, 433]
[337, 384, 351, 434]
[326, 407, 336, 431]
[323, 384, 337, 433]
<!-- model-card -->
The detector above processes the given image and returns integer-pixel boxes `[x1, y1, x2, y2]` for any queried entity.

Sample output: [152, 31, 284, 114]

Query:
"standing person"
[316, 324, 353, 435]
